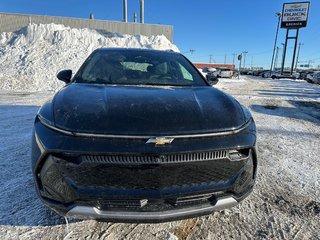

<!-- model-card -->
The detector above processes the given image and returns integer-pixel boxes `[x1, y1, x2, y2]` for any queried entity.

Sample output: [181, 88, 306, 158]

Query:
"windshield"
[74, 49, 207, 86]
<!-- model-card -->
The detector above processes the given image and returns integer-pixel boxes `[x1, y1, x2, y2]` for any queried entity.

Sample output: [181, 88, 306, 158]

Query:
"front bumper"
[66, 196, 239, 223]
[32, 117, 257, 222]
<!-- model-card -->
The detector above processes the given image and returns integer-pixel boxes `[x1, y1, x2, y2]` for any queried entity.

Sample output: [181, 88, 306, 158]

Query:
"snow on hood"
[0, 23, 179, 92]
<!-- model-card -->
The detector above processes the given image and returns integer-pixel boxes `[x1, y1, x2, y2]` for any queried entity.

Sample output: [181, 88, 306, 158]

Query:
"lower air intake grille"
[82, 150, 228, 164]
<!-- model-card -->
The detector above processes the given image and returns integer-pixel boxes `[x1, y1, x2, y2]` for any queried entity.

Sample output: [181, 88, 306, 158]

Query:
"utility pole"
[224, 54, 227, 64]
[294, 42, 303, 71]
[270, 12, 282, 72]
[251, 56, 253, 69]
[209, 54, 213, 64]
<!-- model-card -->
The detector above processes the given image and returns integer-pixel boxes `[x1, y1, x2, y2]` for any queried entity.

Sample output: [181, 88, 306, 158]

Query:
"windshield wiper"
[74, 78, 194, 87]
[140, 83, 193, 87]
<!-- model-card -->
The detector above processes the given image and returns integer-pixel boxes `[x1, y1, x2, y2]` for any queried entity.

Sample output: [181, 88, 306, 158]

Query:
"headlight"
[37, 101, 55, 127]
[241, 105, 252, 122]
[38, 114, 55, 127]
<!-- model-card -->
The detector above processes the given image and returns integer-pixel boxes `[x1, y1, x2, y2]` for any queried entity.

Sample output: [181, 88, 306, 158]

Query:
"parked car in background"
[270, 71, 281, 79]
[270, 71, 297, 79]
[252, 70, 265, 76]
[260, 70, 274, 78]
[300, 71, 314, 80]
[206, 68, 221, 81]
[312, 72, 320, 84]
[283, 71, 298, 79]
[261, 70, 272, 78]
[306, 72, 314, 82]
[240, 70, 250, 75]
[257, 70, 268, 77]
[306, 71, 320, 84]
[218, 68, 233, 78]
[201, 67, 218, 74]
[198, 67, 220, 79]
[292, 72, 300, 79]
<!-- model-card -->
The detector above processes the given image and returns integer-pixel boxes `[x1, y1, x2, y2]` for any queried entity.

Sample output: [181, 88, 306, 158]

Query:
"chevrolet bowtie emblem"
[291, 4, 302, 8]
[146, 137, 174, 145]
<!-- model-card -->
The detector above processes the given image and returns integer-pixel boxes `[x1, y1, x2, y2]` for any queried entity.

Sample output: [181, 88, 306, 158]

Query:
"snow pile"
[0, 23, 179, 92]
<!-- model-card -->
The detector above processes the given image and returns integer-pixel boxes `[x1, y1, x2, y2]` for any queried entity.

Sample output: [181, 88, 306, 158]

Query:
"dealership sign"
[281, 2, 310, 28]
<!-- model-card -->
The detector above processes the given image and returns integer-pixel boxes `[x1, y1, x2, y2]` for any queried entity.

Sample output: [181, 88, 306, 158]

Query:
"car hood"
[52, 83, 246, 136]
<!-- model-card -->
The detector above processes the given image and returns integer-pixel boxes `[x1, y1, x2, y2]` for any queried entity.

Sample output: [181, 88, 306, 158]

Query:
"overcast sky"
[1, 0, 319, 68]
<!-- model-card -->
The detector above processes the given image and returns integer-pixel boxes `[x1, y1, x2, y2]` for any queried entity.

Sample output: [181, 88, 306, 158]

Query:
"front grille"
[82, 150, 228, 164]
[62, 157, 243, 189]
[41, 150, 249, 201]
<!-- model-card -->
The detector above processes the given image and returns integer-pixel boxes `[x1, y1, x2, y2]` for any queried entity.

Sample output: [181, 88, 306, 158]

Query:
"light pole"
[232, 53, 236, 65]
[274, 46, 280, 70]
[294, 42, 303, 71]
[281, 43, 285, 71]
[123, 0, 128, 22]
[140, 0, 144, 23]
[270, 12, 282, 72]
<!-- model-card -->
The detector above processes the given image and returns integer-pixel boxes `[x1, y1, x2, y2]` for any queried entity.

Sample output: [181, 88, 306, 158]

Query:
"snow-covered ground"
[0, 23, 179, 92]
[0, 76, 319, 239]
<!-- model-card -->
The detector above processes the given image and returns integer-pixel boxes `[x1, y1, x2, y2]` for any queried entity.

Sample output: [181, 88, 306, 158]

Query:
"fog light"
[228, 149, 250, 161]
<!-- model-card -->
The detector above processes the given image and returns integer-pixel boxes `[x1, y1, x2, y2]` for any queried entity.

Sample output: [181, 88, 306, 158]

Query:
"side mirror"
[57, 70, 72, 83]
[206, 75, 219, 85]
[210, 79, 219, 85]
